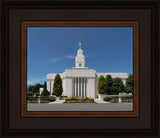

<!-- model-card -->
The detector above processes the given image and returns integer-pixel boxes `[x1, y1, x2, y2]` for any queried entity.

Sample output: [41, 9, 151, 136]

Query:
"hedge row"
[103, 96, 118, 102]
[65, 96, 94, 101]
[103, 96, 133, 102]
[27, 96, 56, 102]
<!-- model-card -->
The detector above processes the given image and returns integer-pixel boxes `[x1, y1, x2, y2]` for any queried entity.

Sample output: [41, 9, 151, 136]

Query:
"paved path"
[27, 103, 133, 111]
[48, 100, 65, 104]
[95, 99, 110, 103]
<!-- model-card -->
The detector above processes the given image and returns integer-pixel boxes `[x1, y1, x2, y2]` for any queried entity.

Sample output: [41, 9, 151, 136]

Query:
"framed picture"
[22, 21, 139, 117]
[0, 0, 159, 137]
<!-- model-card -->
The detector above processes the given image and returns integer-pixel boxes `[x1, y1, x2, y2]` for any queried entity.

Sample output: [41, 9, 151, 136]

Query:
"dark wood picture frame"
[0, 0, 160, 137]
[21, 21, 139, 117]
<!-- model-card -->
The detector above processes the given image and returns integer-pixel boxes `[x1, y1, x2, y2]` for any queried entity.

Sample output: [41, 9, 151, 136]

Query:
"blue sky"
[27, 27, 133, 85]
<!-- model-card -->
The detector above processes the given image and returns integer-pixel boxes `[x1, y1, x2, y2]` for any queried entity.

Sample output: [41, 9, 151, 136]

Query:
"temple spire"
[79, 42, 81, 49]
[75, 42, 85, 68]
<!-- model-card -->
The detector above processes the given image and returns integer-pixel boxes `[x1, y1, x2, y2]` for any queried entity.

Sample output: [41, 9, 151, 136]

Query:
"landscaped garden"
[27, 96, 56, 103]
[64, 96, 95, 103]
[103, 95, 133, 103]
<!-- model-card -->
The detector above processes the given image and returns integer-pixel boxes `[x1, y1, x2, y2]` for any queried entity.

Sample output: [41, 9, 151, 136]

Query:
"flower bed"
[64, 96, 95, 103]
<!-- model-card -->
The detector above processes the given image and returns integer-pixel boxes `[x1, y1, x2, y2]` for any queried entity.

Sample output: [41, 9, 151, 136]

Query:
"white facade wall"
[122, 79, 126, 85]
[51, 80, 54, 95]
[62, 78, 66, 96]
[65, 78, 73, 97]
[47, 80, 50, 92]
[46, 72, 129, 98]
[87, 78, 95, 98]
[95, 75, 99, 98]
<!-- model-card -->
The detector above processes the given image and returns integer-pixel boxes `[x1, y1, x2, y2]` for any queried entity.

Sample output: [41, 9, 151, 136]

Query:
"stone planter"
[98, 94, 106, 101]
[56, 97, 60, 101]
[38, 96, 41, 103]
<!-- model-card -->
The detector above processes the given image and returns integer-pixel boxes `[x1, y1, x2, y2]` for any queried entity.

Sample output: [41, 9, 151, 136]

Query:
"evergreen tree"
[41, 81, 50, 96]
[53, 74, 63, 97]
[125, 74, 133, 93]
[112, 77, 125, 95]
[105, 74, 113, 95]
[97, 75, 107, 94]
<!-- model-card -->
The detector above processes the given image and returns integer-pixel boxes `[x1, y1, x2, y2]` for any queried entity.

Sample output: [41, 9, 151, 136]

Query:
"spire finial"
[79, 42, 81, 49]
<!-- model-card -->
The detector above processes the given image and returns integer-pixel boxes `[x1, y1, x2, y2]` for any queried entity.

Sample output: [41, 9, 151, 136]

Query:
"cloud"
[50, 54, 75, 62]
[27, 78, 46, 85]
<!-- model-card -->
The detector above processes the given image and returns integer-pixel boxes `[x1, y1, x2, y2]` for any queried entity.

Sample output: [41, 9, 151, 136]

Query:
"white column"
[118, 96, 122, 103]
[75, 78, 77, 97]
[84, 78, 86, 97]
[81, 78, 82, 97]
[74, 78, 75, 96]
[50, 81, 52, 96]
[78, 78, 79, 97]
[86, 78, 87, 97]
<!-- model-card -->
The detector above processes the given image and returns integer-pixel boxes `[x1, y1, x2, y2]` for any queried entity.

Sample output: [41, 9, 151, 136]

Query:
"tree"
[36, 91, 40, 96]
[125, 74, 133, 93]
[105, 74, 113, 95]
[53, 74, 63, 97]
[41, 81, 50, 96]
[28, 83, 44, 93]
[27, 91, 34, 96]
[97, 75, 107, 94]
[28, 85, 33, 91]
[112, 77, 125, 95]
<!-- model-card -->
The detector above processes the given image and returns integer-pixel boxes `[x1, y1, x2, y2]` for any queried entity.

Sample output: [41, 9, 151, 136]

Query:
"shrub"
[105, 75, 113, 95]
[122, 95, 133, 102]
[83, 97, 89, 100]
[27, 96, 56, 103]
[98, 75, 107, 94]
[65, 97, 94, 103]
[65, 98, 72, 101]
[112, 78, 125, 95]
[70, 96, 77, 100]
[41, 81, 50, 96]
[125, 74, 133, 93]
[41, 96, 56, 102]
[104, 96, 118, 102]
[27, 96, 38, 101]
[53, 74, 63, 96]
[60, 95, 68, 100]
[36, 91, 40, 96]
[27, 91, 34, 96]
[28, 83, 44, 93]
[103, 97, 112, 102]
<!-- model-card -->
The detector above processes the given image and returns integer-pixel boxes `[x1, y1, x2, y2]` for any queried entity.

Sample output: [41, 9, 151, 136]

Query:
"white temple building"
[46, 43, 129, 99]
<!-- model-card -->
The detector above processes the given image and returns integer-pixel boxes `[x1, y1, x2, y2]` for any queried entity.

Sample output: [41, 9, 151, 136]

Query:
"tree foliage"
[53, 74, 63, 97]
[28, 83, 43, 93]
[125, 74, 133, 93]
[41, 81, 50, 96]
[27, 91, 34, 96]
[97, 75, 107, 94]
[105, 75, 113, 95]
[112, 77, 125, 95]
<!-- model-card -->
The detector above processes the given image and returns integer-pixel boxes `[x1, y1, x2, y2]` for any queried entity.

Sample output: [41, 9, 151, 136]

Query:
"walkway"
[48, 99, 65, 104]
[94, 99, 110, 103]
[27, 103, 133, 111]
